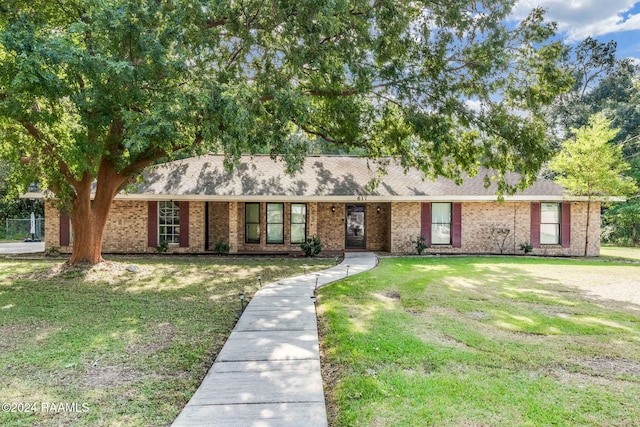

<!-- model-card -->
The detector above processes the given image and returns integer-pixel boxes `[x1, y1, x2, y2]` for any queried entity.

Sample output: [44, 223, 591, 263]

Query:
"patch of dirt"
[15, 261, 145, 282]
[0, 321, 50, 351]
[550, 368, 639, 391]
[83, 365, 142, 388]
[371, 292, 401, 305]
[384, 291, 401, 300]
[126, 322, 175, 354]
[577, 357, 640, 377]
[468, 311, 491, 320]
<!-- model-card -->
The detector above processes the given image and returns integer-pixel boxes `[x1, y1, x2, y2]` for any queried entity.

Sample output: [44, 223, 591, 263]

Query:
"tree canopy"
[0, 0, 570, 263]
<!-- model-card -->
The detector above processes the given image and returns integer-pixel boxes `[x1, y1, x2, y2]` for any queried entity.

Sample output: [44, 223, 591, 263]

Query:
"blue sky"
[513, 1, 640, 61]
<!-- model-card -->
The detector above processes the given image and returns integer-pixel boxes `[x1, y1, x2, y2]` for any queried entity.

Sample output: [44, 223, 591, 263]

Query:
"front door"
[345, 204, 366, 249]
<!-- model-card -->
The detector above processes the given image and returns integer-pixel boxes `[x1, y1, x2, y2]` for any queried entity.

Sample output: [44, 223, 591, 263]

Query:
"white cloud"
[513, 0, 640, 41]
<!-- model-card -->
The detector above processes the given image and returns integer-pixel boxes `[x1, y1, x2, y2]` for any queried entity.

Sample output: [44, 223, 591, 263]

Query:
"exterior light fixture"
[239, 292, 246, 313]
[257, 274, 262, 288]
[334, 255, 340, 265]
[315, 273, 320, 289]
[302, 264, 308, 275]
[377, 206, 381, 214]
[346, 265, 350, 277]
[331, 206, 336, 213]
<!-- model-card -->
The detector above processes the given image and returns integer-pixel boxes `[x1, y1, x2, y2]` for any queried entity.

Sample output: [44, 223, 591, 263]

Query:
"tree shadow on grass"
[319, 256, 640, 426]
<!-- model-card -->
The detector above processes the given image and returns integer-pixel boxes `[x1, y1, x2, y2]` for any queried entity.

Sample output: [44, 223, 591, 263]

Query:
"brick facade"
[207, 202, 230, 251]
[389, 202, 422, 253]
[45, 200, 205, 254]
[317, 203, 345, 251]
[387, 201, 600, 257]
[44, 199, 600, 256]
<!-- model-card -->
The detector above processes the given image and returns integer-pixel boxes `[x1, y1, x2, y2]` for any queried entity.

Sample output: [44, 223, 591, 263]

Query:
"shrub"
[155, 242, 169, 254]
[44, 246, 60, 257]
[519, 241, 533, 255]
[301, 236, 322, 257]
[412, 235, 427, 255]
[214, 239, 230, 255]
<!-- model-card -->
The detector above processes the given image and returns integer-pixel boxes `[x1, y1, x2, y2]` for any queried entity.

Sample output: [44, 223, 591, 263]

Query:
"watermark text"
[2, 402, 89, 413]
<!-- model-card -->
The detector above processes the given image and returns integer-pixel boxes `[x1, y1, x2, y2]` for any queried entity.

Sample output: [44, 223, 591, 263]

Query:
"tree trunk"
[67, 162, 127, 265]
[584, 198, 591, 257]
[633, 223, 638, 247]
[67, 191, 113, 265]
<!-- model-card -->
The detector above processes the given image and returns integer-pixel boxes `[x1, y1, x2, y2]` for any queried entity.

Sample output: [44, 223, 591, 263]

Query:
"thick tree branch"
[18, 120, 79, 187]
[206, 17, 228, 28]
[298, 124, 337, 143]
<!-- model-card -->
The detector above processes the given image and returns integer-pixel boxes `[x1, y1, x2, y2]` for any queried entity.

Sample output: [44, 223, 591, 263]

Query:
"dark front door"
[345, 204, 366, 249]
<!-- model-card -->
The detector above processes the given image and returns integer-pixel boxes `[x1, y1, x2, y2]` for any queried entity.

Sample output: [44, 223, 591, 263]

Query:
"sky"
[512, 0, 640, 61]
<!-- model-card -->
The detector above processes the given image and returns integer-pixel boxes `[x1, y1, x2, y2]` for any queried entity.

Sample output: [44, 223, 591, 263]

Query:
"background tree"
[0, 0, 570, 264]
[0, 161, 44, 240]
[549, 113, 637, 256]
[543, 37, 618, 145]
[543, 38, 640, 246]
[603, 157, 640, 246]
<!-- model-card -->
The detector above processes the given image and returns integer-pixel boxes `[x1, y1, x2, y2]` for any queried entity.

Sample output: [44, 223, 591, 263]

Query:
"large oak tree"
[0, 0, 570, 264]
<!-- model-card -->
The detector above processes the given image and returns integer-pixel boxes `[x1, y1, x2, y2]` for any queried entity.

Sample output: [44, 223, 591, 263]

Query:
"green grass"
[318, 256, 640, 427]
[601, 245, 640, 261]
[0, 255, 332, 426]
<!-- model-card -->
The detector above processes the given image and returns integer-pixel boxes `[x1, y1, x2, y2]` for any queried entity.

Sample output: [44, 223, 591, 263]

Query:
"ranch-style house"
[42, 155, 601, 256]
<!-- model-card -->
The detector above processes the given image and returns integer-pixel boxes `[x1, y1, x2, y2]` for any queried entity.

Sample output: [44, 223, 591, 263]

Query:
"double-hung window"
[159, 201, 180, 244]
[266, 203, 284, 244]
[431, 202, 452, 245]
[245, 203, 260, 243]
[290, 204, 307, 243]
[540, 203, 561, 244]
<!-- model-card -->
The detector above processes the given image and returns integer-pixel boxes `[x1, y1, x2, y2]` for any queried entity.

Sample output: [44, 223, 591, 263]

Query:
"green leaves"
[0, 0, 569, 205]
[549, 113, 637, 199]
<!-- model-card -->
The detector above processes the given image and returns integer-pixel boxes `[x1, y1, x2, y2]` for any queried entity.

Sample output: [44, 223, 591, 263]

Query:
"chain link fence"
[4, 218, 45, 241]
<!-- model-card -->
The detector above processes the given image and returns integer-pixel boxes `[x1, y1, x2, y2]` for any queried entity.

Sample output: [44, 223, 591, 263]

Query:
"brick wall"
[44, 199, 600, 257]
[533, 201, 600, 257]
[389, 202, 422, 253]
[101, 201, 148, 252]
[207, 202, 229, 251]
[387, 201, 600, 256]
[366, 203, 390, 251]
[44, 201, 62, 250]
[46, 200, 205, 254]
[317, 203, 345, 251]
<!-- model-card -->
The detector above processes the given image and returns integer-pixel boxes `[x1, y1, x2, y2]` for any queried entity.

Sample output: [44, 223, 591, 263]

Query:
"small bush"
[214, 239, 230, 255]
[519, 241, 533, 255]
[44, 246, 60, 257]
[301, 236, 323, 257]
[412, 235, 427, 255]
[155, 242, 169, 254]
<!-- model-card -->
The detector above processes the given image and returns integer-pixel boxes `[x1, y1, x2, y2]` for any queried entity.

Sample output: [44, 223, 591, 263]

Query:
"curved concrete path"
[172, 252, 378, 427]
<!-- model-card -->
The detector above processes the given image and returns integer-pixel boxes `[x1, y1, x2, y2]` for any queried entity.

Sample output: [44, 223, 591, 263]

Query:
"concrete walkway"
[172, 252, 378, 427]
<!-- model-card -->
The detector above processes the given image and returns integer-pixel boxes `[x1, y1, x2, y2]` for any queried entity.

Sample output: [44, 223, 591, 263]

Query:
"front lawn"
[0, 256, 331, 426]
[600, 245, 640, 261]
[318, 256, 640, 426]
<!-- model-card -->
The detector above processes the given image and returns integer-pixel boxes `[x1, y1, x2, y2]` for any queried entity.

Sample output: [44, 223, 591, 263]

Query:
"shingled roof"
[116, 155, 569, 201]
